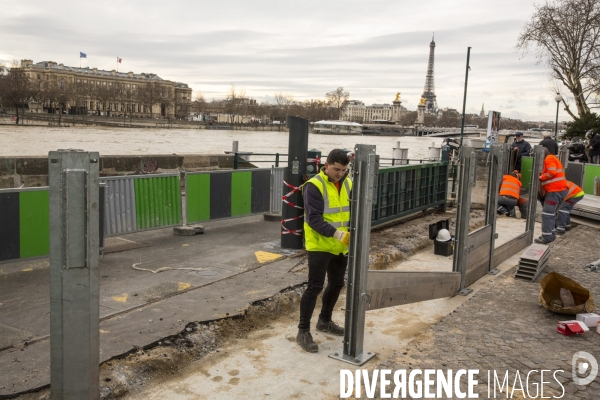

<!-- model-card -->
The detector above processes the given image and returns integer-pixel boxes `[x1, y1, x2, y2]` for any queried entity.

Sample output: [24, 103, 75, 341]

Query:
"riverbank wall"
[0, 154, 252, 189]
[0, 115, 288, 131]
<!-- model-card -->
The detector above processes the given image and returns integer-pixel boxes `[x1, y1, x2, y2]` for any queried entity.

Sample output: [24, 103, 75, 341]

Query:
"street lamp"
[554, 93, 562, 140]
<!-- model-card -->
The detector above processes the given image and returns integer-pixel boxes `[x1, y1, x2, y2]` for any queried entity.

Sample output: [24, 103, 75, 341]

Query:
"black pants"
[298, 251, 347, 331]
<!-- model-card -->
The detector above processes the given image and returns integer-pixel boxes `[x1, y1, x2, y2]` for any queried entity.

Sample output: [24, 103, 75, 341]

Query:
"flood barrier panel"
[185, 168, 273, 223]
[101, 173, 182, 236]
[0, 187, 50, 262]
[372, 162, 448, 227]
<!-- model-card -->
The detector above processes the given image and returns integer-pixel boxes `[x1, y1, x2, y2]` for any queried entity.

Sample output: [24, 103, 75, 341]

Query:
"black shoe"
[556, 230, 565, 236]
[316, 319, 344, 336]
[296, 330, 318, 353]
[534, 236, 553, 244]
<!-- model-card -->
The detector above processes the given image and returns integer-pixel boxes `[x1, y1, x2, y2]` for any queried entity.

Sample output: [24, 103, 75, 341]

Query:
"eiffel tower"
[421, 34, 438, 114]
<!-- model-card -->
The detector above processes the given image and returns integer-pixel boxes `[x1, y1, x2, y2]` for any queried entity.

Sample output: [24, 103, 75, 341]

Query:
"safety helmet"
[436, 229, 451, 242]
[585, 129, 595, 138]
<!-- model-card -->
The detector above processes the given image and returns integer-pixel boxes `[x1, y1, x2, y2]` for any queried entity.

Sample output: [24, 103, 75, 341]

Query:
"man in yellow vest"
[556, 181, 584, 235]
[296, 149, 352, 353]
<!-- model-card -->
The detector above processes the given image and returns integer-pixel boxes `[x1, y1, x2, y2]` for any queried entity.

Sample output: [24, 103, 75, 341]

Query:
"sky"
[0, 0, 571, 122]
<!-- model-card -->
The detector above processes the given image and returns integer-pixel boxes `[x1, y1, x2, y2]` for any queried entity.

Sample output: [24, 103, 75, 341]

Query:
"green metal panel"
[134, 176, 181, 230]
[521, 157, 533, 189]
[371, 162, 448, 227]
[186, 174, 211, 223]
[231, 171, 252, 217]
[582, 164, 600, 195]
[19, 190, 50, 258]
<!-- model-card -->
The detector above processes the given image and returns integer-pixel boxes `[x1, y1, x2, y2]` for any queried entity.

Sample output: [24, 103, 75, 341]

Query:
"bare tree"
[517, 0, 600, 118]
[0, 62, 32, 124]
[139, 81, 162, 118]
[224, 84, 247, 123]
[326, 87, 350, 118]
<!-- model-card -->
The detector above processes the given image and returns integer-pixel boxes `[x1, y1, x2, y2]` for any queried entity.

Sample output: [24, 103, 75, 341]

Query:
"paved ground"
[0, 215, 303, 397]
[3, 210, 599, 399]
[375, 224, 600, 399]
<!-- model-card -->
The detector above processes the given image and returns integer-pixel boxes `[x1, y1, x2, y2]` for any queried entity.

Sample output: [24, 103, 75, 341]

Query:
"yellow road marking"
[182, 244, 189, 247]
[112, 293, 128, 303]
[255, 251, 283, 263]
[22, 268, 33, 272]
[178, 282, 191, 291]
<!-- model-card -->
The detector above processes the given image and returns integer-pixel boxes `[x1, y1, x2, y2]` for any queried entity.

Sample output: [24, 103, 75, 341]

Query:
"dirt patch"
[368, 209, 485, 270]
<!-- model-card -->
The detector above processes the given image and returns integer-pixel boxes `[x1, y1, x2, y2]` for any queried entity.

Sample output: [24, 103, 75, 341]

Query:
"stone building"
[20, 59, 192, 118]
[340, 98, 407, 123]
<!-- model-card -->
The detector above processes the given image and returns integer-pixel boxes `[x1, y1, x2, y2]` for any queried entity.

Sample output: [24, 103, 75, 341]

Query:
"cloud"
[0, 0, 567, 121]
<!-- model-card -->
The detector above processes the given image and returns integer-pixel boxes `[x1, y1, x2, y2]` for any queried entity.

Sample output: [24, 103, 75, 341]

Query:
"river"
[0, 125, 453, 162]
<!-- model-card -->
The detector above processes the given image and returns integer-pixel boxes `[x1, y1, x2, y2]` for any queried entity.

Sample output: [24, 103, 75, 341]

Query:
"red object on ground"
[557, 321, 584, 336]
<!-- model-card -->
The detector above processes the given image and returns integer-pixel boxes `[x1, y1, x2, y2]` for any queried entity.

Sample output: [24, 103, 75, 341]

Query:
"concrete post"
[49, 150, 100, 399]
[330, 144, 378, 366]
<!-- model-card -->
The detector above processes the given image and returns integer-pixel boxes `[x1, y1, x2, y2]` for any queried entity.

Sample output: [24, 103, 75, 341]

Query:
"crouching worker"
[296, 149, 352, 353]
[497, 171, 527, 218]
[556, 181, 584, 235]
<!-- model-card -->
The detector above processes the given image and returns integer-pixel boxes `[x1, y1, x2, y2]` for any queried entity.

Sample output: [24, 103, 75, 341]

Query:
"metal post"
[232, 141, 239, 154]
[486, 144, 503, 274]
[554, 101, 559, 141]
[269, 166, 274, 214]
[330, 144, 377, 366]
[233, 153, 239, 170]
[459, 47, 472, 148]
[49, 150, 100, 399]
[275, 153, 280, 168]
[281, 116, 309, 249]
[453, 146, 475, 294]
[526, 146, 544, 236]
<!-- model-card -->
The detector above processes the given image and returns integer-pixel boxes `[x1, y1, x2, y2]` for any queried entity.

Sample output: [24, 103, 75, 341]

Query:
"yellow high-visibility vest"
[304, 170, 352, 255]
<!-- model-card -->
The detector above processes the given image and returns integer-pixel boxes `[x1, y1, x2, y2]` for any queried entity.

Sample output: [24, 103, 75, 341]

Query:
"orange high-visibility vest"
[499, 175, 521, 199]
[565, 181, 584, 200]
[540, 155, 567, 192]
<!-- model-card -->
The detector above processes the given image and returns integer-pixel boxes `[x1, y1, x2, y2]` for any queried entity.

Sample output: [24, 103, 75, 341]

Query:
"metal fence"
[185, 167, 284, 223]
[100, 173, 182, 236]
[371, 162, 448, 227]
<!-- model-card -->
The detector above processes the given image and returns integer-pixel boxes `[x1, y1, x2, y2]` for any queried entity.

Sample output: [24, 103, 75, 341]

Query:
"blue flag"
[80, 52, 87, 58]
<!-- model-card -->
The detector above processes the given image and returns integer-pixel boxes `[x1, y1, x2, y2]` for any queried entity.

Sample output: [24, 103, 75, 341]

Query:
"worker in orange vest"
[497, 171, 527, 218]
[555, 181, 584, 235]
[535, 148, 568, 244]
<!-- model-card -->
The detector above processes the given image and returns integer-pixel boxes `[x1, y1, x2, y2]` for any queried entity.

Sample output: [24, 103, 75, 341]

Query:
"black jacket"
[589, 133, 600, 157]
[511, 139, 532, 158]
[539, 137, 558, 155]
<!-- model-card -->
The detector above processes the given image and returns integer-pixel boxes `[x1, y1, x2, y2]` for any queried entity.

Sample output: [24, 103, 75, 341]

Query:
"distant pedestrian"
[556, 181, 584, 235]
[511, 132, 531, 172]
[539, 131, 558, 155]
[535, 148, 568, 244]
[586, 129, 600, 164]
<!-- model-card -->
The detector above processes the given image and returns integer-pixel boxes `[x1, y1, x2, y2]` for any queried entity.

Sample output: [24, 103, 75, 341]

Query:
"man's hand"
[333, 230, 350, 247]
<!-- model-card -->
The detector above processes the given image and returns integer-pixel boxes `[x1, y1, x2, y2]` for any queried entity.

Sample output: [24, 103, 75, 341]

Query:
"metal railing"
[233, 152, 288, 169]
[377, 157, 442, 167]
